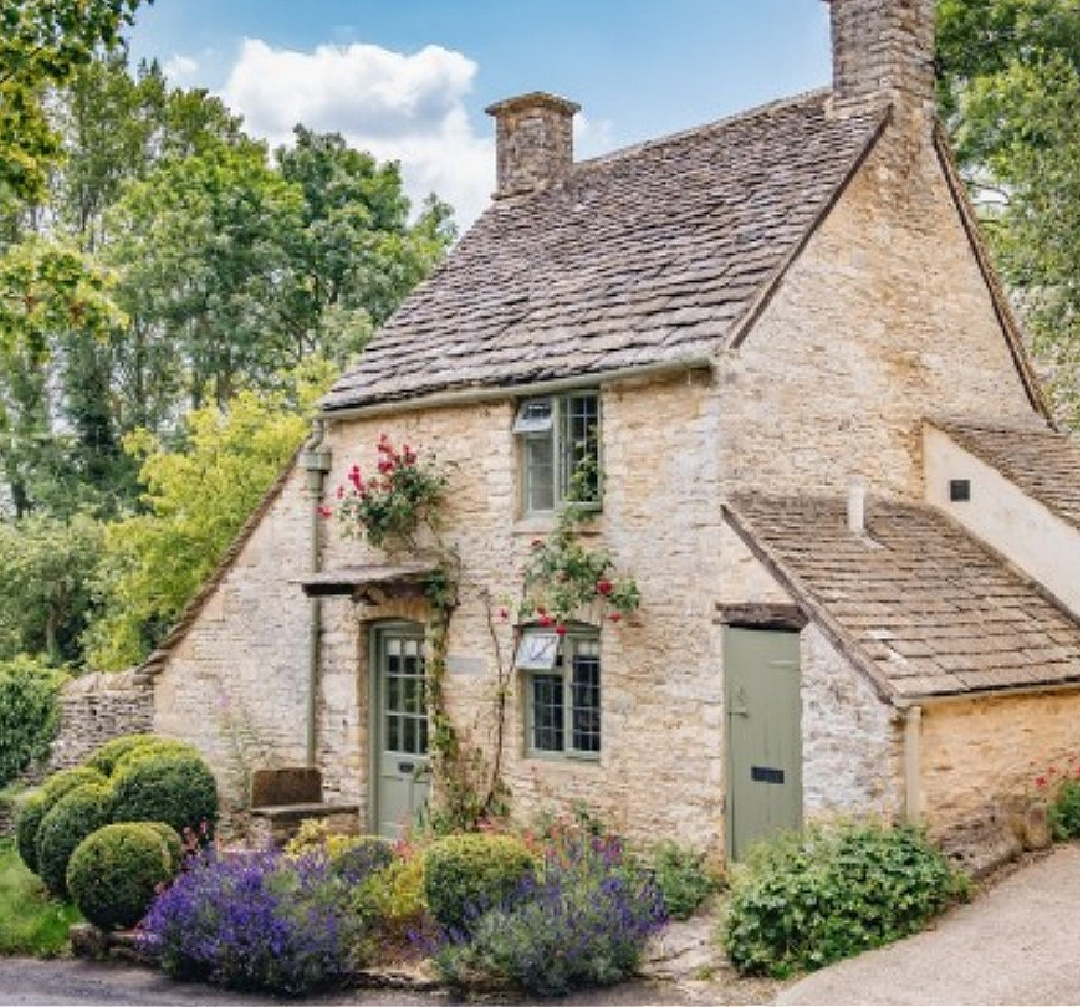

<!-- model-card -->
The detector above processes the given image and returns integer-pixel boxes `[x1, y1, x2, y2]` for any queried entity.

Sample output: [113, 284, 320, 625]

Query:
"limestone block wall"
[151, 463, 313, 806]
[920, 690, 1080, 833]
[317, 370, 729, 849]
[719, 129, 1041, 500]
[48, 670, 155, 772]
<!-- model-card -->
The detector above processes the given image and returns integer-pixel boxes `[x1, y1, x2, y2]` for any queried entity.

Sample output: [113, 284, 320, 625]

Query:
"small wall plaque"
[949, 479, 971, 502]
[751, 766, 785, 785]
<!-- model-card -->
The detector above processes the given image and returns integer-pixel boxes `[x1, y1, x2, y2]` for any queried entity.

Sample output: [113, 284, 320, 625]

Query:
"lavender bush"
[140, 849, 360, 995]
[431, 831, 668, 996]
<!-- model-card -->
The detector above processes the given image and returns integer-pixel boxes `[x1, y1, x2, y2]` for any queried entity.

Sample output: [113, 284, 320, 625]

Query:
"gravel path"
[775, 843, 1080, 1006]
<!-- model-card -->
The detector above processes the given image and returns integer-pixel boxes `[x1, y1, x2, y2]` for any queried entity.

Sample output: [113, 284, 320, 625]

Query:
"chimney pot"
[485, 91, 580, 200]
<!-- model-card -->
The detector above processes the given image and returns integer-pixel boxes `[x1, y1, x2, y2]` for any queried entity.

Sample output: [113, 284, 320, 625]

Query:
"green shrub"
[85, 734, 158, 776]
[15, 766, 107, 873]
[36, 782, 114, 897]
[723, 821, 967, 978]
[110, 739, 202, 778]
[424, 833, 535, 931]
[353, 854, 427, 939]
[67, 823, 177, 930]
[1051, 779, 1080, 840]
[0, 657, 64, 789]
[145, 823, 184, 871]
[111, 751, 217, 838]
[650, 841, 722, 920]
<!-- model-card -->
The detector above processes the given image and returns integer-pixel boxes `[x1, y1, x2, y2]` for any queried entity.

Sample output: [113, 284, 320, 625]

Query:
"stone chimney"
[485, 92, 580, 199]
[826, 0, 936, 122]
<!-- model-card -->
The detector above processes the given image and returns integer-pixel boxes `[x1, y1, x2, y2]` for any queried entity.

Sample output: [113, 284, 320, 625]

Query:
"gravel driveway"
[775, 843, 1080, 1006]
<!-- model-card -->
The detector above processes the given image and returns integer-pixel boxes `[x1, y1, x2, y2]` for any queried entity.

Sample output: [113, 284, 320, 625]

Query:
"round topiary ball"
[110, 739, 201, 778]
[145, 822, 184, 871]
[67, 823, 177, 930]
[111, 751, 217, 839]
[15, 791, 48, 873]
[15, 766, 108, 874]
[85, 734, 158, 776]
[36, 782, 114, 897]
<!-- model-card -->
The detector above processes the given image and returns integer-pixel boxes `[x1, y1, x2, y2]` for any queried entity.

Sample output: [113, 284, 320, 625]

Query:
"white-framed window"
[513, 391, 601, 515]
[516, 628, 601, 759]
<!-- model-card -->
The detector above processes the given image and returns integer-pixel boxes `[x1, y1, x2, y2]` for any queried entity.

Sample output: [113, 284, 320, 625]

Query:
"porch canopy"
[295, 560, 438, 603]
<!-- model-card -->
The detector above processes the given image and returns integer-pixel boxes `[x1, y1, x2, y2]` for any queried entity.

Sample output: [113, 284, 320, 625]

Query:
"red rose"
[539, 614, 553, 627]
[596, 578, 613, 596]
[499, 608, 509, 621]
[336, 484, 345, 499]
[348, 465, 363, 490]
[316, 505, 333, 518]
[609, 612, 622, 623]
[555, 624, 568, 637]
[1035, 775, 1048, 788]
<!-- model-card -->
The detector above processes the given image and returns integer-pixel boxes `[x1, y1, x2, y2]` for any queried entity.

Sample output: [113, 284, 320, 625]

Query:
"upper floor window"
[514, 391, 600, 515]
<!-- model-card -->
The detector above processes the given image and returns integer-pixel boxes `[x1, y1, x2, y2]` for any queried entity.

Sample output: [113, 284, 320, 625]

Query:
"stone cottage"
[140, 0, 1080, 860]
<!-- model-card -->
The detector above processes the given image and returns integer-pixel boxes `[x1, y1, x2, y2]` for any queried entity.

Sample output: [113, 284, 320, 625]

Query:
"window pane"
[514, 398, 554, 434]
[524, 433, 555, 512]
[562, 393, 600, 503]
[531, 674, 564, 752]
[571, 650, 601, 754]
[403, 716, 417, 754]
[386, 714, 400, 752]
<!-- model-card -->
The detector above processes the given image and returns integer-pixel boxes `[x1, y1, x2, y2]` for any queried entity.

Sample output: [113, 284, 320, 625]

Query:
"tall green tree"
[937, 0, 1080, 421]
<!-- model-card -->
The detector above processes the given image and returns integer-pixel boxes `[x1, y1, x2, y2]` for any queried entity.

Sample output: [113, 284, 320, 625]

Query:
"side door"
[724, 627, 802, 860]
[372, 625, 430, 838]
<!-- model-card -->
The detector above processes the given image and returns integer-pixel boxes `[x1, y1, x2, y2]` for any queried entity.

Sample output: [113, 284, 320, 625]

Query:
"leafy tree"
[937, 0, 1080, 420]
[0, 513, 104, 663]
[84, 363, 333, 670]
[0, 0, 145, 211]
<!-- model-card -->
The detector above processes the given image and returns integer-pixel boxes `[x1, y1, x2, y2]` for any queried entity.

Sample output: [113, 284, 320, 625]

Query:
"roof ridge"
[573, 87, 836, 171]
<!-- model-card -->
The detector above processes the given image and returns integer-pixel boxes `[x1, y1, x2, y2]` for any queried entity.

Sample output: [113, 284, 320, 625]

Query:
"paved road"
[776, 843, 1080, 1006]
[0, 958, 708, 1007]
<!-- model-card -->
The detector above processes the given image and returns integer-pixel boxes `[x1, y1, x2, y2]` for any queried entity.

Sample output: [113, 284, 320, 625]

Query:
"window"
[514, 391, 600, 514]
[516, 629, 601, 759]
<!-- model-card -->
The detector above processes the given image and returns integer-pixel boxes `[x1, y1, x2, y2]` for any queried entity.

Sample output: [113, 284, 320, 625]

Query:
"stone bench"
[247, 767, 361, 849]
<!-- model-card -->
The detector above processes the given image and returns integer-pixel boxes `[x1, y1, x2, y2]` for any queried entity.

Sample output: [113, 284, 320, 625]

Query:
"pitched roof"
[724, 494, 1080, 702]
[322, 91, 885, 412]
[935, 420, 1080, 531]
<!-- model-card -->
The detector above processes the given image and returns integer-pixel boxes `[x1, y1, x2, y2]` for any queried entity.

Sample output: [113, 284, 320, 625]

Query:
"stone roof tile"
[725, 494, 1080, 700]
[323, 91, 883, 412]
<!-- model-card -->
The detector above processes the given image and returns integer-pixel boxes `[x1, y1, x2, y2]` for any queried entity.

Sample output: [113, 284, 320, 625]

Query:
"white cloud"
[221, 39, 495, 226]
[163, 53, 200, 85]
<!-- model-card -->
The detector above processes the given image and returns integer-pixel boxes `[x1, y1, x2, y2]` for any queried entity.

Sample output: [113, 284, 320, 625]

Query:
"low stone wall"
[0, 670, 154, 834]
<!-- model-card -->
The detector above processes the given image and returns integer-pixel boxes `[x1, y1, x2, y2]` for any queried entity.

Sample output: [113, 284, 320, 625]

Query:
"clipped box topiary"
[36, 782, 115, 897]
[424, 833, 536, 932]
[85, 734, 158, 776]
[110, 739, 202, 778]
[111, 751, 217, 839]
[15, 765, 108, 873]
[145, 822, 185, 871]
[68, 822, 178, 930]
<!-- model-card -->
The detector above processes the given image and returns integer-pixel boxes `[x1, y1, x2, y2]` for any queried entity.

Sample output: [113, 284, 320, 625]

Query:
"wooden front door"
[371, 625, 430, 837]
[724, 627, 802, 860]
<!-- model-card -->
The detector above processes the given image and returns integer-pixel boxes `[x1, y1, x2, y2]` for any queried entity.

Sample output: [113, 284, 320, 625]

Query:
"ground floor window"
[516, 629, 601, 759]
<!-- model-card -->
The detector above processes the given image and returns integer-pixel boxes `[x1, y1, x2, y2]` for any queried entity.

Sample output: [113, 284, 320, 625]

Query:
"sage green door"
[725, 627, 802, 860]
[372, 626, 430, 838]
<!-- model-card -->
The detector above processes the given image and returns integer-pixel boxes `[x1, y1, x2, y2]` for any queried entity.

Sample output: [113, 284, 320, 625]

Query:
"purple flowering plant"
[139, 847, 361, 996]
[429, 826, 668, 996]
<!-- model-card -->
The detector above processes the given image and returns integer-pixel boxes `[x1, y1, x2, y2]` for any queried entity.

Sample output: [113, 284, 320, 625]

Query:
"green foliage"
[67, 822, 176, 930]
[109, 739, 201, 777]
[937, 0, 1080, 422]
[145, 822, 184, 871]
[111, 751, 218, 838]
[649, 841, 722, 921]
[0, 656, 64, 787]
[723, 821, 968, 978]
[85, 733, 157, 776]
[84, 374, 328, 669]
[284, 821, 394, 880]
[353, 854, 428, 940]
[16, 766, 107, 873]
[1050, 778, 1080, 839]
[0, 0, 145, 209]
[0, 839, 82, 958]
[424, 833, 536, 931]
[334, 436, 448, 549]
[0, 516, 105, 661]
[35, 782, 114, 897]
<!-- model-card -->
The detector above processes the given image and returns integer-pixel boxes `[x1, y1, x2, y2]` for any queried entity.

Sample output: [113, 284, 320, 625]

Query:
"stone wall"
[920, 690, 1080, 833]
[718, 125, 1042, 500]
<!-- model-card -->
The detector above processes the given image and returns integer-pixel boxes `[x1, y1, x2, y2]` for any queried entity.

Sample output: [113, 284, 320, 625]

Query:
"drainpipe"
[903, 704, 923, 825]
[300, 420, 332, 768]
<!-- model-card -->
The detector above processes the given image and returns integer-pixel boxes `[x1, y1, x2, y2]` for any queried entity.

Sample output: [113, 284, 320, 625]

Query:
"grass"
[0, 838, 81, 957]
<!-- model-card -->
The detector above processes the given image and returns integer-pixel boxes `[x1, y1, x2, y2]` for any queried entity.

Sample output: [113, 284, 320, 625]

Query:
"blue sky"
[127, 2, 833, 224]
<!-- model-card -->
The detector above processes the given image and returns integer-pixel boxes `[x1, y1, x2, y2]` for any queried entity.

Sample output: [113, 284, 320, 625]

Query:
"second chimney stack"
[486, 92, 580, 200]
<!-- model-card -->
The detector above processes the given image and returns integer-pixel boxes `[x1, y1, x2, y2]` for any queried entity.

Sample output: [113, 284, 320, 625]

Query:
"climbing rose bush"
[140, 848, 360, 995]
